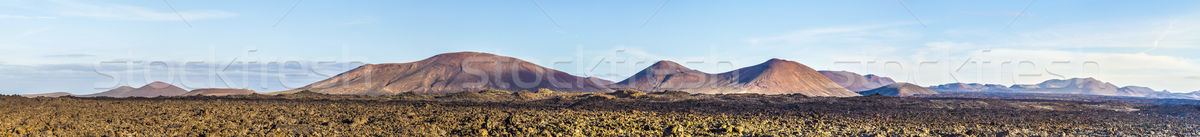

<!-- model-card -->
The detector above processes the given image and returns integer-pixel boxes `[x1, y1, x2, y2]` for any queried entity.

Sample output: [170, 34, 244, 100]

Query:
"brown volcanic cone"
[611, 59, 858, 97]
[713, 59, 859, 96]
[287, 52, 610, 95]
[79, 86, 134, 97]
[586, 77, 615, 86]
[610, 60, 712, 90]
[83, 82, 187, 97]
[818, 70, 896, 91]
[183, 88, 256, 96]
[1033, 78, 1124, 96]
[20, 92, 73, 98]
[856, 83, 938, 97]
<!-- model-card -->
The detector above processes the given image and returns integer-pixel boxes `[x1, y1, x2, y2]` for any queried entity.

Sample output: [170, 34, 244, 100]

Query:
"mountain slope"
[929, 83, 1011, 92]
[1181, 91, 1200, 99]
[1031, 78, 1123, 96]
[289, 52, 611, 95]
[818, 70, 895, 91]
[611, 59, 858, 97]
[82, 82, 187, 97]
[1116, 86, 1173, 98]
[78, 86, 135, 97]
[610, 60, 712, 90]
[183, 88, 256, 96]
[19, 92, 73, 98]
[929, 78, 1198, 99]
[586, 77, 615, 86]
[857, 83, 938, 96]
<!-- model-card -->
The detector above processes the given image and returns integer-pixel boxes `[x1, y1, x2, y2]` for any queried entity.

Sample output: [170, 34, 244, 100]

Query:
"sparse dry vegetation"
[1, 90, 1197, 136]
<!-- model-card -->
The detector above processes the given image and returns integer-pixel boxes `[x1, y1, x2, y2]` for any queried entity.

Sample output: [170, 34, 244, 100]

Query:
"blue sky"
[0, 0, 1198, 94]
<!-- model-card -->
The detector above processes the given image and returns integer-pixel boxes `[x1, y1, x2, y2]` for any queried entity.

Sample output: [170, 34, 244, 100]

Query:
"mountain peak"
[745, 58, 803, 73]
[614, 58, 857, 96]
[649, 60, 686, 69]
[295, 52, 610, 94]
[714, 59, 857, 96]
[857, 82, 937, 96]
[612, 60, 707, 89]
[763, 58, 792, 65]
[818, 70, 897, 92]
[84, 82, 186, 97]
[114, 86, 135, 90]
[1052, 77, 1101, 83]
[19, 92, 74, 98]
[183, 88, 256, 96]
[412, 51, 507, 65]
[145, 81, 173, 89]
[930, 78, 1193, 99]
[1038, 77, 1110, 87]
[429, 52, 497, 59]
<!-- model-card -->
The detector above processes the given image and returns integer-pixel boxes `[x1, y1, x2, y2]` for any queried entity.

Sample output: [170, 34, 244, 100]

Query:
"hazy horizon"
[1, 0, 1198, 94]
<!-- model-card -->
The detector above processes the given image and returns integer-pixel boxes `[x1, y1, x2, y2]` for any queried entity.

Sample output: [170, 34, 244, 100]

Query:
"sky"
[0, 0, 1198, 94]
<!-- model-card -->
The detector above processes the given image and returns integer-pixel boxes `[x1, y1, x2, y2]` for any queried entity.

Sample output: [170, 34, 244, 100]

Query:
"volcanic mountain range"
[20, 82, 256, 98]
[278, 52, 858, 96]
[818, 70, 896, 92]
[608, 59, 859, 97]
[33, 52, 863, 97]
[79, 82, 188, 98]
[928, 78, 1199, 99]
[182, 88, 256, 96]
[18, 52, 1198, 100]
[857, 83, 938, 97]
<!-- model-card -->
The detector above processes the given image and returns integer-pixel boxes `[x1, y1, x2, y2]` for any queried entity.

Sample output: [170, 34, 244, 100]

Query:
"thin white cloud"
[996, 17, 1199, 50]
[873, 45, 1200, 93]
[746, 23, 921, 45]
[740, 23, 923, 77]
[43, 54, 96, 58]
[882, 14, 1200, 93]
[566, 47, 668, 82]
[0, 14, 56, 19]
[749, 19, 1200, 92]
[966, 49, 1200, 92]
[50, 0, 236, 21]
[0, 61, 360, 94]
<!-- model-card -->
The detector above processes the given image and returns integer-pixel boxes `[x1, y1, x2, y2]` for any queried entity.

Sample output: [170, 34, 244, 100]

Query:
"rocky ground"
[1, 90, 1198, 136]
